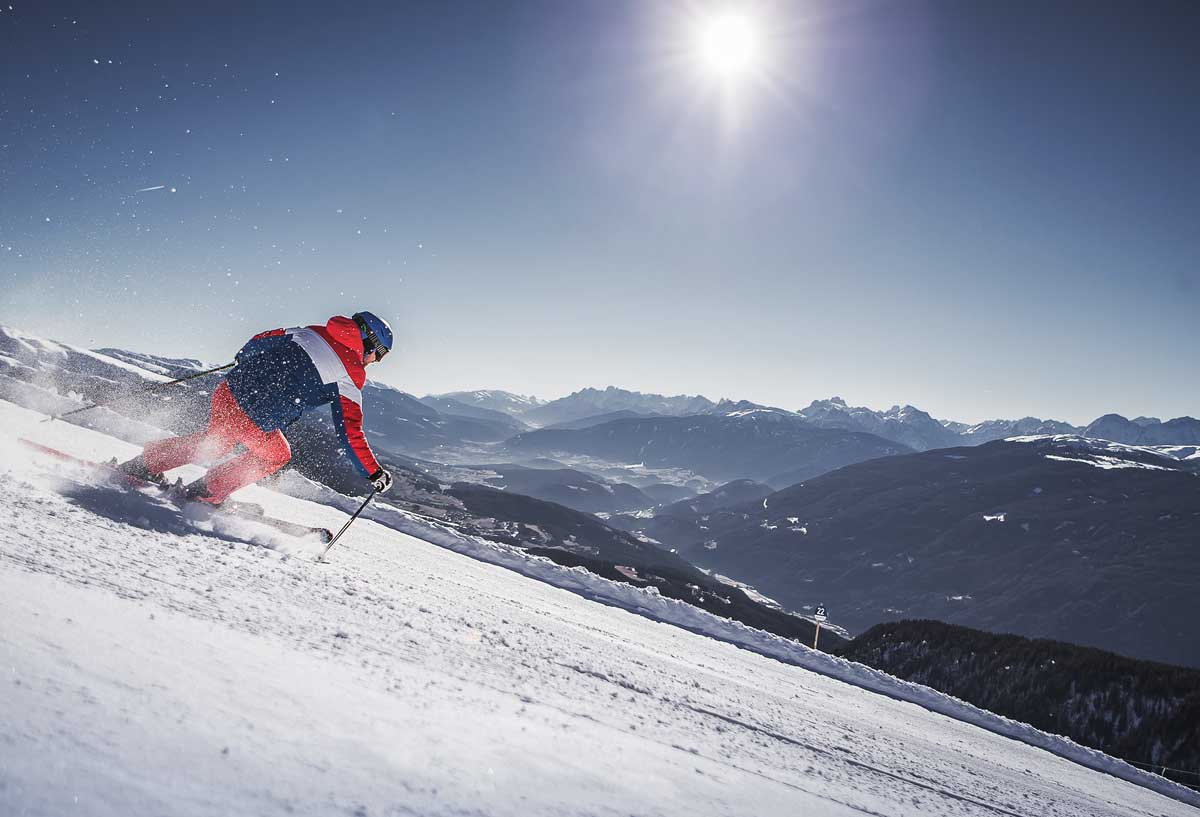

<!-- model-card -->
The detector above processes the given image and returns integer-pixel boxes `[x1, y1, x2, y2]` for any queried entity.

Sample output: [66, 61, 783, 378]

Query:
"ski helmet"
[352, 311, 394, 361]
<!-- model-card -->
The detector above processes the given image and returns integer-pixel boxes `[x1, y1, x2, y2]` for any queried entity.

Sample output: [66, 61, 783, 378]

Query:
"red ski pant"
[143, 380, 292, 504]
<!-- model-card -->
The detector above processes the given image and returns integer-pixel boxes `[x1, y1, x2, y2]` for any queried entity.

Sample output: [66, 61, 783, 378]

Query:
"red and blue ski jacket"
[225, 316, 382, 477]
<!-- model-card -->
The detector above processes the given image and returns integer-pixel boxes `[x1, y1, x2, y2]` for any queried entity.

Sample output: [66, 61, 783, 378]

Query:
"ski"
[203, 499, 333, 543]
[19, 438, 333, 544]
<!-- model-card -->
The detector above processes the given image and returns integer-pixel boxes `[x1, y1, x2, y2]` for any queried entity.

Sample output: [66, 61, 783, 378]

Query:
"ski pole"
[317, 489, 377, 562]
[43, 362, 235, 423]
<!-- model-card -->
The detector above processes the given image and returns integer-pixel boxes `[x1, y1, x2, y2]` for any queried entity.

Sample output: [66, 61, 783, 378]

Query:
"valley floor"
[0, 401, 1195, 817]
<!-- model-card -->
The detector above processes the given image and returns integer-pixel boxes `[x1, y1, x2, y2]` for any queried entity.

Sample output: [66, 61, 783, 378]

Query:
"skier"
[120, 312, 395, 505]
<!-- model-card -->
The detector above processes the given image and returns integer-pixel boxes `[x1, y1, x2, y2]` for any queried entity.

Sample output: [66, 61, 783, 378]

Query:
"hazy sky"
[2, 0, 1197, 425]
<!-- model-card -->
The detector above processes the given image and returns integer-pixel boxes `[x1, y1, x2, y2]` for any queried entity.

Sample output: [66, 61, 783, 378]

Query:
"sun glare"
[694, 10, 764, 82]
[653, 2, 795, 136]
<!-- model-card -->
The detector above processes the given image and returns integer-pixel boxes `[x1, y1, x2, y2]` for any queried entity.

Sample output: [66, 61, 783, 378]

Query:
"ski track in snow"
[0, 400, 1196, 817]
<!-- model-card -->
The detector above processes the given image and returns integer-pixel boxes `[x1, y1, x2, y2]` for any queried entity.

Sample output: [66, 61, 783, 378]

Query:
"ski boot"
[182, 478, 220, 505]
[116, 454, 167, 486]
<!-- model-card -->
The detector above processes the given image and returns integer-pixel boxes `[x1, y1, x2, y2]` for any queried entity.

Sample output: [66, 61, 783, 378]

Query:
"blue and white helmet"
[352, 311, 394, 361]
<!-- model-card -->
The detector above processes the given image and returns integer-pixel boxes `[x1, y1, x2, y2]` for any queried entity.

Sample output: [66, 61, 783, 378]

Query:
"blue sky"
[1, 0, 1197, 425]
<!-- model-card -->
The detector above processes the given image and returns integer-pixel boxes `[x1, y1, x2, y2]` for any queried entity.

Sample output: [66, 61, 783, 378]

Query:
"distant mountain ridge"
[542, 410, 662, 431]
[417, 395, 531, 432]
[7, 320, 1196, 497]
[1083, 413, 1200, 446]
[521, 386, 717, 428]
[507, 412, 912, 487]
[360, 382, 524, 451]
[800, 397, 1082, 450]
[631, 434, 1200, 666]
[435, 390, 544, 416]
[799, 396, 1200, 451]
[799, 397, 962, 451]
[433, 384, 1199, 453]
[952, 417, 1084, 444]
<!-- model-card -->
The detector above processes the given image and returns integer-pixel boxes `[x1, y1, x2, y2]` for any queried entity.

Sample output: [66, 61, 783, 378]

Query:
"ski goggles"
[354, 315, 390, 361]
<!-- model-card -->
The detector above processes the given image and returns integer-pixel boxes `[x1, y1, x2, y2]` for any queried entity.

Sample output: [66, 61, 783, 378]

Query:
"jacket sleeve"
[330, 395, 381, 478]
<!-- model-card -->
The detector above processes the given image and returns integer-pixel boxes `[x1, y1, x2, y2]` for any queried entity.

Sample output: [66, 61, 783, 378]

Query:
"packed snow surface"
[2, 399, 1197, 816]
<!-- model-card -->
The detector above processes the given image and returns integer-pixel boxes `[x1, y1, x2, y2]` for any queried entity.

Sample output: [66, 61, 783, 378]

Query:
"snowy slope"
[1, 400, 1197, 816]
[1007, 433, 1200, 468]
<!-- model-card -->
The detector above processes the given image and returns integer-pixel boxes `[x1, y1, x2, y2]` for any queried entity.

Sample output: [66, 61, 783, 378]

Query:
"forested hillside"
[837, 620, 1200, 789]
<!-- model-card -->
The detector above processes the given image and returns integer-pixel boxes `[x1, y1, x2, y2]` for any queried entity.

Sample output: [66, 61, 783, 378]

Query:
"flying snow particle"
[92, 59, 99, 65]
[136, 185, 166, 193]
[170, 187, 177, 193]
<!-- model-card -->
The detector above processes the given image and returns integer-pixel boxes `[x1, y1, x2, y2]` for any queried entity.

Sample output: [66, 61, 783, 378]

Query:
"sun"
[693, 10, 765, 83]
[648, 2, 794, 135]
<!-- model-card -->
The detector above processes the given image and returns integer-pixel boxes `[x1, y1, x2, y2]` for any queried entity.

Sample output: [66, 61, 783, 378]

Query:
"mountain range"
[800, 397, 1084, 450]
[430, 386, 1200, 463]
[512, 386, 717, 428]
[4, 322, 1198, 666]
[506, 410, 914, 488]
[1082, 413, 1200, 446]
[625, 435, 1200, 666]
[541, 409, 662, 431]
[434, 389, 544, 416]
[416, 394, 531, 432]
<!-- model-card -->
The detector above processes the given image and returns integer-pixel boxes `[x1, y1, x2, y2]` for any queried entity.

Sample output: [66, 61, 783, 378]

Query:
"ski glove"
[369, 468, 393, 494]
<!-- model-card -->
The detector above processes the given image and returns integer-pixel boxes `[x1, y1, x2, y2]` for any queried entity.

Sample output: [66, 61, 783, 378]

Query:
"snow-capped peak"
[1005, 434, 1190, 471]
